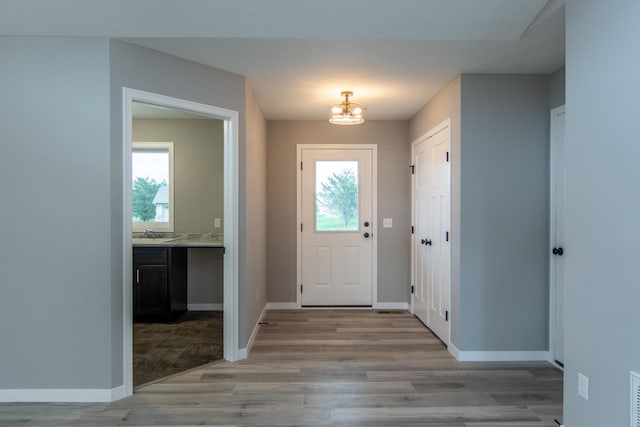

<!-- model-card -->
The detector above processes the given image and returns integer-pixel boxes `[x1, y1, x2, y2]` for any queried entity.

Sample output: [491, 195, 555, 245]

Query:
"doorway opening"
[122, 88, 239, 397]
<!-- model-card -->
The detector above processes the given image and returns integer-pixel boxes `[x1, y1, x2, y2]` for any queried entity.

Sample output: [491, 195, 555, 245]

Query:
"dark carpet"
[133, 310, 223, 387]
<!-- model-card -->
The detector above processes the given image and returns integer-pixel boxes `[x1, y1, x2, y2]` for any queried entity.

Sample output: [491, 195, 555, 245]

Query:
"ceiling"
[0, 0, 565, 121]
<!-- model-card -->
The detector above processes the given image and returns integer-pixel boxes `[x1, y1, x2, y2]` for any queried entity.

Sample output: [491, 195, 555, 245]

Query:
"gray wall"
[110, 39, 265, 367]
[132, 119, 224, 233]
[0, 37, 112, 388]
[564, 1, 640, 425]
[459, 74, 550, 351]
[549, 67, 565, 109]
[266, 120, 411, 304]
[409, 74, 550, 352]
[133, 119, 225, 306]
[244, 82, 268, 340]
[409, 77, 462, 344]
[0, 36, 267, 393]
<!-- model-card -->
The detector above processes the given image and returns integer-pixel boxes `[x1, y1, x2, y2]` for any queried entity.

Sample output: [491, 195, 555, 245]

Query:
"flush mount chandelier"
[329, 91, 365, 125]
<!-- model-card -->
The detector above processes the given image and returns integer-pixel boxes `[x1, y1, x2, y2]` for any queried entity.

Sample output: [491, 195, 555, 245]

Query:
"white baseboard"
[265, 302, 298, 310]
[188, 303, 223, 311]
[0, 385, 126, 403]
[373, 302, 410, 310]
[238, 305, 268, 360]
[247, 306, 266, 353]
[266, 302, 410, 310]
[453, 349, 550, 362]
[449, 343, 461, 359]
[238, 347, 247, 359]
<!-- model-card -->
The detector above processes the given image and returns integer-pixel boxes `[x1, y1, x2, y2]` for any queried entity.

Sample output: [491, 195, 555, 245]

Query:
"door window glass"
[315, 160, 358, 231]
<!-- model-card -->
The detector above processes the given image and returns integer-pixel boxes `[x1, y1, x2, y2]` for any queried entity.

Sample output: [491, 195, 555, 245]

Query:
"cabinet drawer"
[134, 248, 168, 264]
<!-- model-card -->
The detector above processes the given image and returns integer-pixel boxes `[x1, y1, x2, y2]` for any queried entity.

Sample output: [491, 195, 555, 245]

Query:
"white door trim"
[296, 144, 378, 308]
[410, 118, 452, 344]
[122, 88, 240, 399]
[549, 104, 565, 368]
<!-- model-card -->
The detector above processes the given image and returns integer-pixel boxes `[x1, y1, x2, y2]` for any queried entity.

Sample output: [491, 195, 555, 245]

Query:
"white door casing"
[411, 119, 451, 346]
[122, 88, 240, 399]
[550, 105, 566, 366]
[297, 145, 377, 306]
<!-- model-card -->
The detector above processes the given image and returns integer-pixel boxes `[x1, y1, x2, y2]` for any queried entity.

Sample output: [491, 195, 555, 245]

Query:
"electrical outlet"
[214, 218, 221, 228]
[578, 373, 589, 400]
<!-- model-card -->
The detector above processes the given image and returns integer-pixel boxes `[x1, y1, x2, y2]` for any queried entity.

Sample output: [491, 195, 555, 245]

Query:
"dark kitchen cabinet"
[133, 247, 187, 322]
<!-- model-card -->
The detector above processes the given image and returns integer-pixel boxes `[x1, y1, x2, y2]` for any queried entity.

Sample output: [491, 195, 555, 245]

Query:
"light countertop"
[132, 233, 224, 248]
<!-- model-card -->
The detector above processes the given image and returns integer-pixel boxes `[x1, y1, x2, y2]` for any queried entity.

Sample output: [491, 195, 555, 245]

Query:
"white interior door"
[300, 147, 374, 306]
[550, 105, 566, 365]
[413, 140, 430, 323]
[426, 127, 451, 344]
[412, 121, 451, 345]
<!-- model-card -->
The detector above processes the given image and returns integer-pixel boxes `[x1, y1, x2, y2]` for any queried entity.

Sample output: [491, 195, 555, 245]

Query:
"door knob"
[421, 238, 432, 246]
[552, 247, 564, 256]
[364, 221, 370, 227]
[364, 232, 370, 238]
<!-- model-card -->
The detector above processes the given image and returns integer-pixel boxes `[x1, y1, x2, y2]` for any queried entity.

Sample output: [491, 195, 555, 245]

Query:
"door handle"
[552, 247, 564, 256]
[364, 232, 370, 238]
[421, 238, 432, 246]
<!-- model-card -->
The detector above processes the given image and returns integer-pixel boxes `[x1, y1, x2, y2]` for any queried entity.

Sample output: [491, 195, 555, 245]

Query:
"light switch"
[383, 218, 393, 228]
[578, 373, 589, 400]
[214, 218, 221, 228]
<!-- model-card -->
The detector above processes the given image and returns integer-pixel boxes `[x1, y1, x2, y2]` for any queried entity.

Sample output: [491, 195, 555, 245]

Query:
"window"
[132, 142, 174, 232]
[315, 160, 359, 231]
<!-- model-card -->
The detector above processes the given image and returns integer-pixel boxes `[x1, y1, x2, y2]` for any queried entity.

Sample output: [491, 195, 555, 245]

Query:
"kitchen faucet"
[144, 229, 160, 238]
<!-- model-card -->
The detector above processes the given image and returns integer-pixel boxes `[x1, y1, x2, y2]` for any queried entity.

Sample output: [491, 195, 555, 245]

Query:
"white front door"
[299, 146, 375, 306]
[412, 120, 451, 345]
[550, 105, 566, 365]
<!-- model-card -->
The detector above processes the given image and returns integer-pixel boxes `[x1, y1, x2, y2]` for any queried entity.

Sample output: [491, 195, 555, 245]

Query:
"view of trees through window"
[315, 161, 359, 231]
[132, 144, 173, 230]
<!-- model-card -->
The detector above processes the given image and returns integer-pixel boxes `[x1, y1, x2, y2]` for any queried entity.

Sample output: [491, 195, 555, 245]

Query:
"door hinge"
[411, 285, 415, 294]
[300, 284, 303, 293]
[445, 231, 449, 242]
[446, 151, 449, 162]
[410, 165, 415, 175]
[300, 161, 303, 170]
[445, 310, 449, 321]
[411, 225, 415, 234]
[300, 223, 303, 232]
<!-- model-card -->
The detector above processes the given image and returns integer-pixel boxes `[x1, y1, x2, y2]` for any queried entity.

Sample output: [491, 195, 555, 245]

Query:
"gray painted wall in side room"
[549, 67, 565, 109]
[563, 1, 640, 426]
[459, 74, 550, 351]
[132, 119, 224, 233]
[408, 76, 462, 345]
[0, 36, 112, 389]
[266, 120, 410, 304]
[110, 39, 255, 385]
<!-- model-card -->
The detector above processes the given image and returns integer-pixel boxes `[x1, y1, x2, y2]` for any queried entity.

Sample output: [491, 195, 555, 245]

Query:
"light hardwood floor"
[0, 310, 563, 426]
